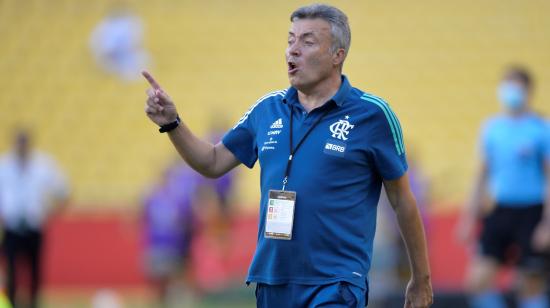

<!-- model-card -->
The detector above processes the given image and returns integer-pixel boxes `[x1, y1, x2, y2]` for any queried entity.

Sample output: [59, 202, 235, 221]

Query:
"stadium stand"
[1, 0, 549, 207]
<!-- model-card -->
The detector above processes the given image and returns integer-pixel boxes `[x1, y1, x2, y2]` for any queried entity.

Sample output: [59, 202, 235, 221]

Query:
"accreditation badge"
[265, 190, 296, 240]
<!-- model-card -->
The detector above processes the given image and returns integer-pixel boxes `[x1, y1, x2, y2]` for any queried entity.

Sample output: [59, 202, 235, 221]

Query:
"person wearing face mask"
[457, 66, 550, 308]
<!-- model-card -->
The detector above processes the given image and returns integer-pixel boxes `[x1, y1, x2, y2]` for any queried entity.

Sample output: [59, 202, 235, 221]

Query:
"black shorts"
[480, 205, 549, 270]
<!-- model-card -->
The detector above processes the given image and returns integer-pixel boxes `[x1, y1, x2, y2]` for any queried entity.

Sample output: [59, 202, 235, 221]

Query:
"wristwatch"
[159, 115, 181, 133]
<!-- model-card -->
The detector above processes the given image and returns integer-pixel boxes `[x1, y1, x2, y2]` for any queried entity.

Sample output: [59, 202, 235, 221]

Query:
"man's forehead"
[289, 18, 331, 36]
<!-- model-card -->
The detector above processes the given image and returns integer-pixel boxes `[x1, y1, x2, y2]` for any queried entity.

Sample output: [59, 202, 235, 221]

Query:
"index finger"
[142, 70, 162, 90]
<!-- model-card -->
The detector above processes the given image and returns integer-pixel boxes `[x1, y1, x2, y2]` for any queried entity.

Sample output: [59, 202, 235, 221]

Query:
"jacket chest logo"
[329, 116, 354, 141]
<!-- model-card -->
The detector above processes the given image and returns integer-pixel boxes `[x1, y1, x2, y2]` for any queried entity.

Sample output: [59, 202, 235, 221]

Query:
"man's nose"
[287, 43, 300, 57]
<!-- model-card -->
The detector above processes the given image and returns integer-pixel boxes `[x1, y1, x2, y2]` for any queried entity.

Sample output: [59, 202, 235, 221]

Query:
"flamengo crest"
[329, 116, 354, 141]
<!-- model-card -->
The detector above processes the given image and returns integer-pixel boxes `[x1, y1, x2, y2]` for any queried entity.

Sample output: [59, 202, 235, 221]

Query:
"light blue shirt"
[481, 113, 550, 206]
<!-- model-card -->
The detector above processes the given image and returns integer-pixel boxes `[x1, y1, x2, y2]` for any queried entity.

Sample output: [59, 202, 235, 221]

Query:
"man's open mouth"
[288, 61, 298, 74]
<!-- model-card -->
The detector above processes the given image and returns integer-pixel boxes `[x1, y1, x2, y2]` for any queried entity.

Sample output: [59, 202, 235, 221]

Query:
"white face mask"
[497, 82, 526, 111]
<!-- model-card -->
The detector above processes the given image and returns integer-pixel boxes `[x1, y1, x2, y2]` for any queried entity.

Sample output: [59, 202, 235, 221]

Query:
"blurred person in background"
[142, 161, 197, 307]
[457, 66, 550, 308]
[190, 125, 239, 293]
[196, 121, 237, 236]
[89, 5, 149, 82]
[141, 3, 432, 307]
[406, 147, 431, 230]
[177, 125, 239, 295]
[370, 147, 430, 307]
[0, 129, 69, 308]
[198, 120, 237, 218]
[190, 183, 237, 294]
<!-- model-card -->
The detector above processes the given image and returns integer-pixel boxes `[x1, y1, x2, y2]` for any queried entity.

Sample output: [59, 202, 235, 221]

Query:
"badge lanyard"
[281, 105, 332, 190]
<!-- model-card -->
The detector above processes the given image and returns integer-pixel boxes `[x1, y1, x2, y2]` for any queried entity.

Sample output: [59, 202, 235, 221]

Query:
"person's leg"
[515, 206, 549, 308]
[467, 256, 506, 308]
[468, 207, 512, 308]
[153, 277, 170, 308]
[28, 230, 43, 308]
[517, 270, 548, 308]
[3, 230, 18, 307]
[146, 251, 174, 308]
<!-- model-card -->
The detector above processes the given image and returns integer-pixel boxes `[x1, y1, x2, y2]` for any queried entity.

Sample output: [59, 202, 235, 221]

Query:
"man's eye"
[305, 41, 314, 46]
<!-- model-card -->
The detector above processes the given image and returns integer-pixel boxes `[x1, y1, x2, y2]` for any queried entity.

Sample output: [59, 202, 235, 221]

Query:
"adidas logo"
[270, 118, 283, 129]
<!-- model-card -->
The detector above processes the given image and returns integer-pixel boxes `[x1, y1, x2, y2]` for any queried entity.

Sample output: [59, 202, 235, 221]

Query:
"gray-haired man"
[143, 4, 432, 307]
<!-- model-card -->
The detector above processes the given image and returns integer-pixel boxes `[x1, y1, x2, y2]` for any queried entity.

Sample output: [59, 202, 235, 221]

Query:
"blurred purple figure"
[142, 162, 197, 306]
[407, 154, 430, 230]
[196, 126, 236, 216]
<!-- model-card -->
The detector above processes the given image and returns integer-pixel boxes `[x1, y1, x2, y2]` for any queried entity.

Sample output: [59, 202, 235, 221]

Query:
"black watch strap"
[159, 115, 181, 133]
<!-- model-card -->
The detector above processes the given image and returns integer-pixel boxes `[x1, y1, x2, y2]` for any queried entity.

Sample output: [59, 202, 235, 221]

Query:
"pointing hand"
[142, 70, 179, 126]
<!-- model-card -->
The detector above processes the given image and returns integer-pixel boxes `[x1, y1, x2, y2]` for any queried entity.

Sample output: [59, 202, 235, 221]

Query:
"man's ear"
[332, 48, 346, 66]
